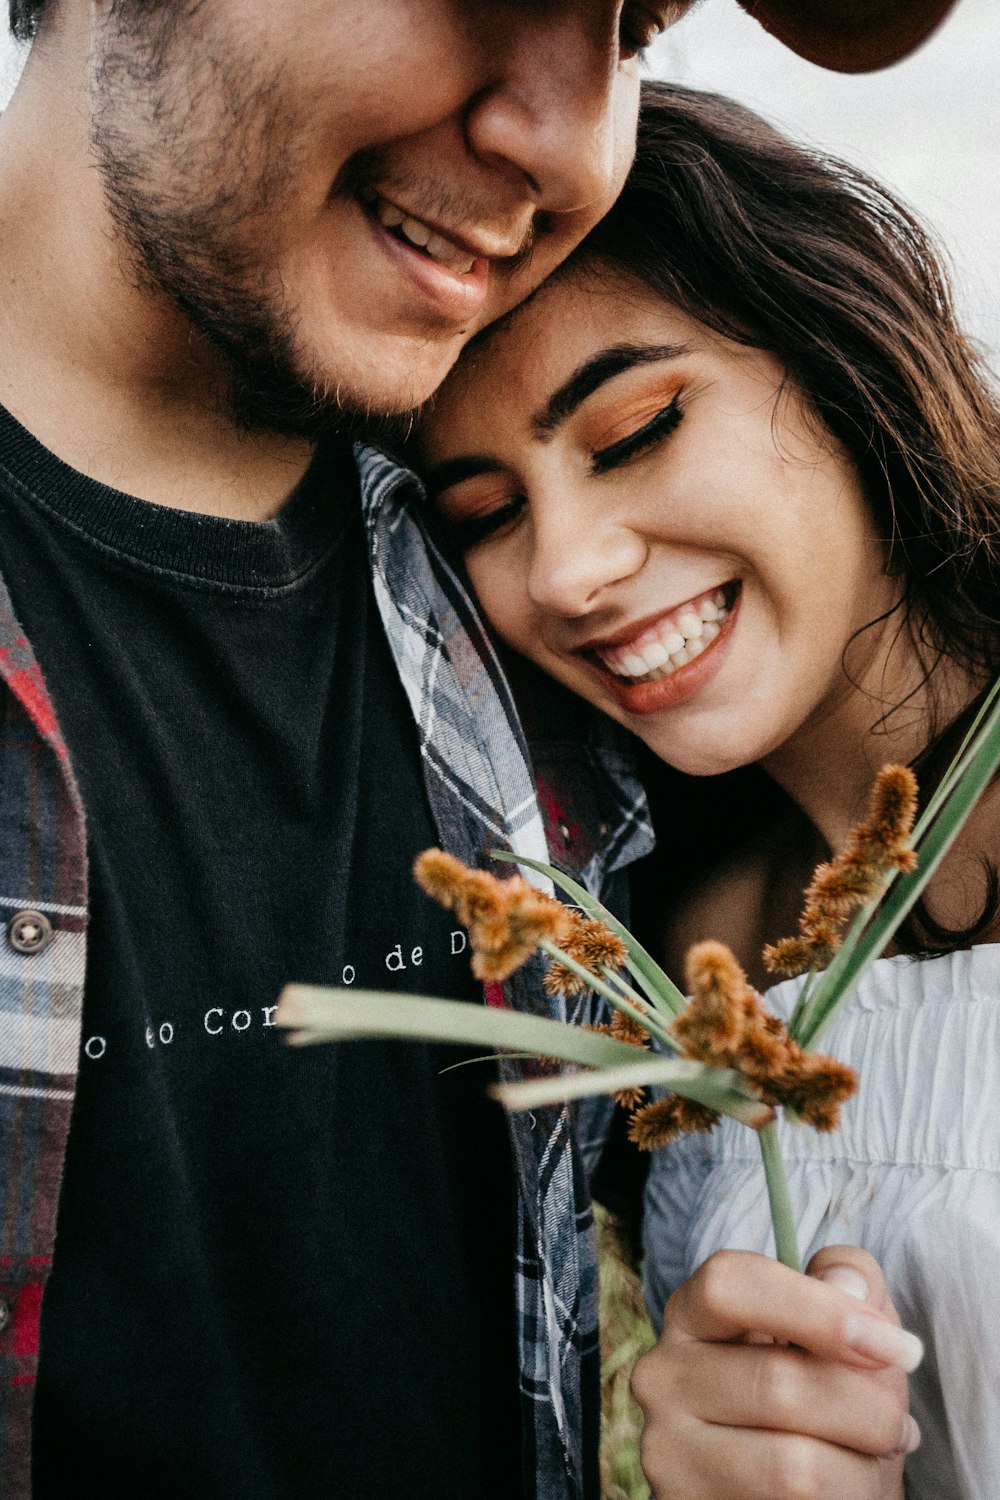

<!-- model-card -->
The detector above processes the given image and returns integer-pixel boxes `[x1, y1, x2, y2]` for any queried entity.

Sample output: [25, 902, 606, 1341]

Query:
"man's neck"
[0, 30, 315, 521]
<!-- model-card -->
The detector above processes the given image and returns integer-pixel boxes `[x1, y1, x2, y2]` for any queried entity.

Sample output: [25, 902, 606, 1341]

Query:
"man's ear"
[736, 0, 957, 73]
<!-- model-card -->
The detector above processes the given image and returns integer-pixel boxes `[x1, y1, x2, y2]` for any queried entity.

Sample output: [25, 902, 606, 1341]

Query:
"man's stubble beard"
[89, 5, 413, 446]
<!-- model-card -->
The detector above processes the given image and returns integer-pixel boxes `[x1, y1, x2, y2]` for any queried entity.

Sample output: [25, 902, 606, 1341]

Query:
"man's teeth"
[373, 197, 475, 274]
[596, 589, 732, 682]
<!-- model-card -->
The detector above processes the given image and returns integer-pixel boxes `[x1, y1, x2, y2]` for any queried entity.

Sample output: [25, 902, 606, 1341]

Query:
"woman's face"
[420, 271, 899, 776]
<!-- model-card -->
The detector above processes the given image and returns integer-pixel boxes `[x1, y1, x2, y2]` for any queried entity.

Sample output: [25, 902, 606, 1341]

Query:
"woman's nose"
[526, 511, 648, 618]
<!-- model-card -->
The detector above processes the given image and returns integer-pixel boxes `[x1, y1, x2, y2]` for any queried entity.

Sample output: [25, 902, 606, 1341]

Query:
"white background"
[2, 0, 997, 357]
[650, 0, 1000, 361]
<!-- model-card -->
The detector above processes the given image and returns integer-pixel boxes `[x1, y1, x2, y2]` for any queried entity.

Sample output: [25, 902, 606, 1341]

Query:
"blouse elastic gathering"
[642, 942, 1000, 1500]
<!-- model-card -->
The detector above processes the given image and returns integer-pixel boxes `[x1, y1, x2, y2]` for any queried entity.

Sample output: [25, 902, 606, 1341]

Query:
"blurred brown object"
[740, 0, 958, 72]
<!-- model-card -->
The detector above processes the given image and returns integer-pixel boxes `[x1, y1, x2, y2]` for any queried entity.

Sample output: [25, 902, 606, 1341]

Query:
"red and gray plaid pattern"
[0, 597, 88, 1498]
[0, 450, 651, 1499]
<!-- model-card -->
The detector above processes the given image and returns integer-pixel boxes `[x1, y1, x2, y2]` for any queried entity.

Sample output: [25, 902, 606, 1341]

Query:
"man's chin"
[225, 361, 424, 449]
[221, 322, 466, 447]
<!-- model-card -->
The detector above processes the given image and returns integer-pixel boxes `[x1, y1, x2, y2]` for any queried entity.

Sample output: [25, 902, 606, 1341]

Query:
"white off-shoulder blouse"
[642, 944, 1000, 1500]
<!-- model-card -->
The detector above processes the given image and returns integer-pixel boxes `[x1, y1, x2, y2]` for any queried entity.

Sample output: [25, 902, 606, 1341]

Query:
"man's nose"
[527, 506, 648, 618]
[464, 6, 635, 218]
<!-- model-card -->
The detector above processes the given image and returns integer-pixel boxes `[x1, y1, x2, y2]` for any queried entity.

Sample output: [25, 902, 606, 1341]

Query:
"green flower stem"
[758, 1119, 802, 1273]
[538, 940, 676, 1049]
[786, 968, 818, 1037]
[791, 675, 1000, 1050]
[911, 675, 1000, 841]
[277, 986, 650, 1068]
[600, 965, 680, 1051]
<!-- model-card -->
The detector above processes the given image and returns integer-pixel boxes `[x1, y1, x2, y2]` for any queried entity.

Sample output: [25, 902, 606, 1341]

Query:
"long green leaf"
[795, 689, 1000, 1050]
[911, 675, 1000, 842]
[491, 1056, 772, 1128]
[490, 848, 687, 1016]
[789, 680, 1000, 1047]
[276, 985, 657, 1068]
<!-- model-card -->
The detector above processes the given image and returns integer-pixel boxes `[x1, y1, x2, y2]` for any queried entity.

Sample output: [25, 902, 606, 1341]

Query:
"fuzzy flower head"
[764, 764, 919, 980]
[543, 910, 629, 999]
[671, 940, 858, 1134]
[628, 1096, 719, 1151]
[414, 849, 570, 982]
[675, 941, 757, 1064]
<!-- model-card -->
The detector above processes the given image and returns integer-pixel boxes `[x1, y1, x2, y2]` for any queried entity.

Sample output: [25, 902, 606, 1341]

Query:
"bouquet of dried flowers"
[276, 681, 1000, 1271]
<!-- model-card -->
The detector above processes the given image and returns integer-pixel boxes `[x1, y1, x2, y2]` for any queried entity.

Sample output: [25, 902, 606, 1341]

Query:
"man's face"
[90, 0, 680, 435]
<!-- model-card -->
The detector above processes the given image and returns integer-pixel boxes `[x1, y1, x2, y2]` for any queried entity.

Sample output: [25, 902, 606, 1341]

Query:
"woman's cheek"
[468, 546, 526, 640]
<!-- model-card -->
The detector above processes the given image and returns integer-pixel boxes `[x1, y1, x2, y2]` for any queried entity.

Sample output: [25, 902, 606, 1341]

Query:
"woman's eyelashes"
[447, 494, 526, 552]
[441, 389, 685, 552]
[589, 390, 684, 475]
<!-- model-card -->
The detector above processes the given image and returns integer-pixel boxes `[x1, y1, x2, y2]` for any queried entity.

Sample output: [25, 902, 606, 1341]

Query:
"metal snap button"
[0, 1297, 11, 1335]
[7, 910, 54, 956]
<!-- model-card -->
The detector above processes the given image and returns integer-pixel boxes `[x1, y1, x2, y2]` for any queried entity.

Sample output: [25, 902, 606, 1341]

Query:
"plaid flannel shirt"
[0, 444, 652, 1500]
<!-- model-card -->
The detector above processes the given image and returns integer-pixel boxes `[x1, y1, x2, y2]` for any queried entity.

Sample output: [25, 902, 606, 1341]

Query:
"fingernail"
[818, 1265, 869, 1301]
[893, 1414, 921, 1456]
[844, 1314, 924, 1372]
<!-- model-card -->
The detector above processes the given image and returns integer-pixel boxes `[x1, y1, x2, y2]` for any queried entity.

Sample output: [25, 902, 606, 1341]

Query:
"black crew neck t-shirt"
[0, 407, 522, 1499]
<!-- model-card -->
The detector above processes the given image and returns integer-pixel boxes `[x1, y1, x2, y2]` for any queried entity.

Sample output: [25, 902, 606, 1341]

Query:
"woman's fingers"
[640, 1419, 907, 1500]
[633, 1248, 916, 1499]
[638, 1339, 918, 1457]
[659, 1249, 923, 1372]
[807, 1244, 902, 1323]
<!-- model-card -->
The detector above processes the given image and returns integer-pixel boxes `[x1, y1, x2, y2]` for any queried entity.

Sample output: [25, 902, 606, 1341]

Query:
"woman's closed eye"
[444, 493, 527, 553]
[590, 389, 684, 475]
[435, 388, 685, 552]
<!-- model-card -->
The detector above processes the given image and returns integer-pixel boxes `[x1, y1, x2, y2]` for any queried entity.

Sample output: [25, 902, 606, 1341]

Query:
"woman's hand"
[632, 1244, 921, 1500]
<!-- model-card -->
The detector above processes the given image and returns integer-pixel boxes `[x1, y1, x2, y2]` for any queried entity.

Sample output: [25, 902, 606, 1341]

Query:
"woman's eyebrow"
[424, 454, 503, 495]
[532, 342, 690, 439]
[424, 342, 690, 493]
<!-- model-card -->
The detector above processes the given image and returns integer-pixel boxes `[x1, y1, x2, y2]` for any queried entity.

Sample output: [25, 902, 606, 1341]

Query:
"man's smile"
[366, 192, 478, 275]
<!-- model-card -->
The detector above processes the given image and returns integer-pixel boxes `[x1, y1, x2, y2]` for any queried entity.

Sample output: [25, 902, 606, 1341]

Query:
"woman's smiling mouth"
[583, 581, 741, 714]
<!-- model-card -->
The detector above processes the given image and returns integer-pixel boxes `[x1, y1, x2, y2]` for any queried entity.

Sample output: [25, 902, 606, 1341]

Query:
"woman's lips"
[588, 584, 742, 715]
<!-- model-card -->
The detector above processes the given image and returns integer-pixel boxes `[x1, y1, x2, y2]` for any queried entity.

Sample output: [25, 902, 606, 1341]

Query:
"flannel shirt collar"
[356, 442, 653, 1499]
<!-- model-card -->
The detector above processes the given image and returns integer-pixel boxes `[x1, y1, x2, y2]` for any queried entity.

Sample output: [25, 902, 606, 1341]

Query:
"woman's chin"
[632, 719, 769, 778]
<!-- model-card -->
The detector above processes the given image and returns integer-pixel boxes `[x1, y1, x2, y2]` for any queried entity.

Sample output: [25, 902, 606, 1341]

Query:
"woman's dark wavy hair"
[579, 81, 1000, 676]
[577, 81, 1000, 950]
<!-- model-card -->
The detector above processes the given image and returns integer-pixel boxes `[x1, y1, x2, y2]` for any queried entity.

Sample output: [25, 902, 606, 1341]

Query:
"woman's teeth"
[373, 197, 475, 274]
[595, 588, 733, 683]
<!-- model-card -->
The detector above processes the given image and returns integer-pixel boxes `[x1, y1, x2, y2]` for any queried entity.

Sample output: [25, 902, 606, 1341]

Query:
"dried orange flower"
[542, 960, 590, 999]
[628, 1096, 719, 1151]
[544, 911, 629, 998]
[414, 849, 571, 982]
[570, 918, 629, 973]
[764, 764, 918, 979]
[608, 1010, 650, 1107]
[772, 1052, 858, 1131]
[609, 1011, 650, 1047]
[675, 941, 757, 1062]
[671, 940, 857, 1133]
